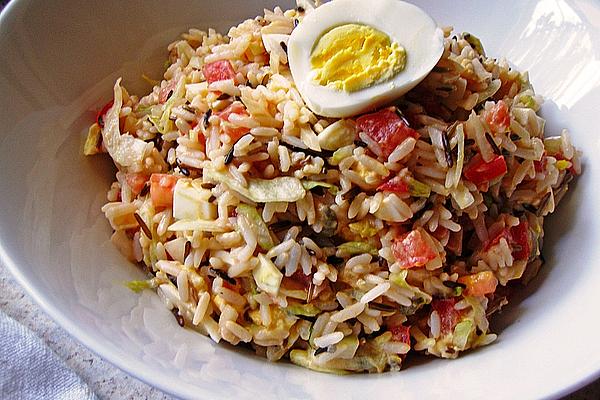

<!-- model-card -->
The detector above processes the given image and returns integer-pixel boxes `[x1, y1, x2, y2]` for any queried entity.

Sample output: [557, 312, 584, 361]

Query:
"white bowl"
[1, 0, 599, 398]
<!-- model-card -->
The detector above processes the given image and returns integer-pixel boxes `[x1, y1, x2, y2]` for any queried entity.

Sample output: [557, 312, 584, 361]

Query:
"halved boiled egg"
[288, 0, 444, 118]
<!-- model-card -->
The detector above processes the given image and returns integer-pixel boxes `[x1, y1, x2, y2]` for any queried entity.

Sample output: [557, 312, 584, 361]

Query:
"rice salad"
[84, 1, 581, 373]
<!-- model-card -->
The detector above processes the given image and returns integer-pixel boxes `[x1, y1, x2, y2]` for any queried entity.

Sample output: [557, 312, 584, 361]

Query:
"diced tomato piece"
[432, 298, 460, 334]
[389, 324, 411, 345]
[203, 60, 236, 84]
[356, 107, 420, 158]
[484, 228, 510, 252]
[392, 229, 437, 269]
[483, 100, 510, 133]
[217, 102, 251, 141]
[484, 219, 531, 261]
[159, 79, 178, 104]
[377, 175, 409, 194]
[150, 174, 179, 208]
[463, 154, 507, 185]
[458, 271, 498, 297]
[96, 100, 114, 127]
[431, 226, 449, 242]
[125, 173, 148, 195]
[509, 219, 530, 261]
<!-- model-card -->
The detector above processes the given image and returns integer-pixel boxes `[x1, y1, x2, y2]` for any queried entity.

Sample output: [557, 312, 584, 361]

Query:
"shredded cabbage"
[331, 145, 353, 165]
[348, 220, 378, 238]
[204, 167, 306, 203]
[452, 320, 474, 350]
[236, 204, 274, 250]
[102, 79, 152, 167]
[301, 180, 339, 195]
[337, 242, 379, 256]
[253, 254, 283, 295]
[407, 177, 431, 198]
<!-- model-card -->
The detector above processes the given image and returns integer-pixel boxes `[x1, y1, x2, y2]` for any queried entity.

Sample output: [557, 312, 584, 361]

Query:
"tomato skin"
[458, 271, 498, 296]
[392, 229, 437, 269]
[377, 175, 409, 195]
[356, 107, 419, 158]
[390, 324, 411, 345]
[159, 79, 178, 104]
[150, 174, 179, 208]
[217, 102, 251, 141]
[125, 173, 148, 195]
[203, 60, 236, 84]
[484, 100, 510, 133]
[431, 298, 460, 334]
[96, 100, 114, 127]
[463, 154, 507, 185]
[509, 219, 530, 261]
[484, 219, 531, 261]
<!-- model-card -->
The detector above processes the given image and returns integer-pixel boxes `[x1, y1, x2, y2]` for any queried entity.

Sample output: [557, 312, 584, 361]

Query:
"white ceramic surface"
[1, 0, 599, 399]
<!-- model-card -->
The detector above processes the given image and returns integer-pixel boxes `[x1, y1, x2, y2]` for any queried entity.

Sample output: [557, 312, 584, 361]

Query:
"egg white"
[288, 0, 445, 118]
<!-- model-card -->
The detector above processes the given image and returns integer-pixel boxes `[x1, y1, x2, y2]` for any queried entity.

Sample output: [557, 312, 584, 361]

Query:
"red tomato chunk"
[96, 100, 114, 127]
[150, 174, 179, 208]
[392, 229, 437, 269]
[431, 298, 460, 334]
[217, 102, 251, 142]
[356, 107, 419, 158]
[483, 100, 510, 133]
[484, 219, 531, 261]
[159, 79, 178, 104]
[377, 175, 409, 195]
[125, 173, 148, 195]
[203, 60, 236, 84]
[463, 154, 507, 185]
[389, 324, 411, 345]
[458, 271, 498, 296]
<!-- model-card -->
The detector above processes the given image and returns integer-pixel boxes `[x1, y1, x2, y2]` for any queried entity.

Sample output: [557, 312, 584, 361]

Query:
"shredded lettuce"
[407, 177, 431, 198]
[286, 303, 320, 318]
[555, 159, 571, 170]
[301, 180, 339, 195]
[463, 32, 485, 56]
[83, 123, 102, 155]
[141, 73, 160, 86]
[290, 350, 350, 374]
[389, 270, 432, 314]
[204, 167, 306, 203]
[102, 78, 152, 167]
[348, 220, 378, 239]
[158, 77, 186, 134]
[451, 182, 475, 210]
[331, 145, 353, 165]
[253, 254, 283, 295]
[124, 279, 153, 293]
[477, 79, 501, 103]
[452, 320, 474, 350]
[337, 242, 379, 256]
[236, 204, 274, 250]
[543, 136, 562, 155]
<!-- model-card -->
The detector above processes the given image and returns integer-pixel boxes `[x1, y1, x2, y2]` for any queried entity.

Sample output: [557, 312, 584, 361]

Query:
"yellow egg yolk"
[310, 24, 406, 92]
